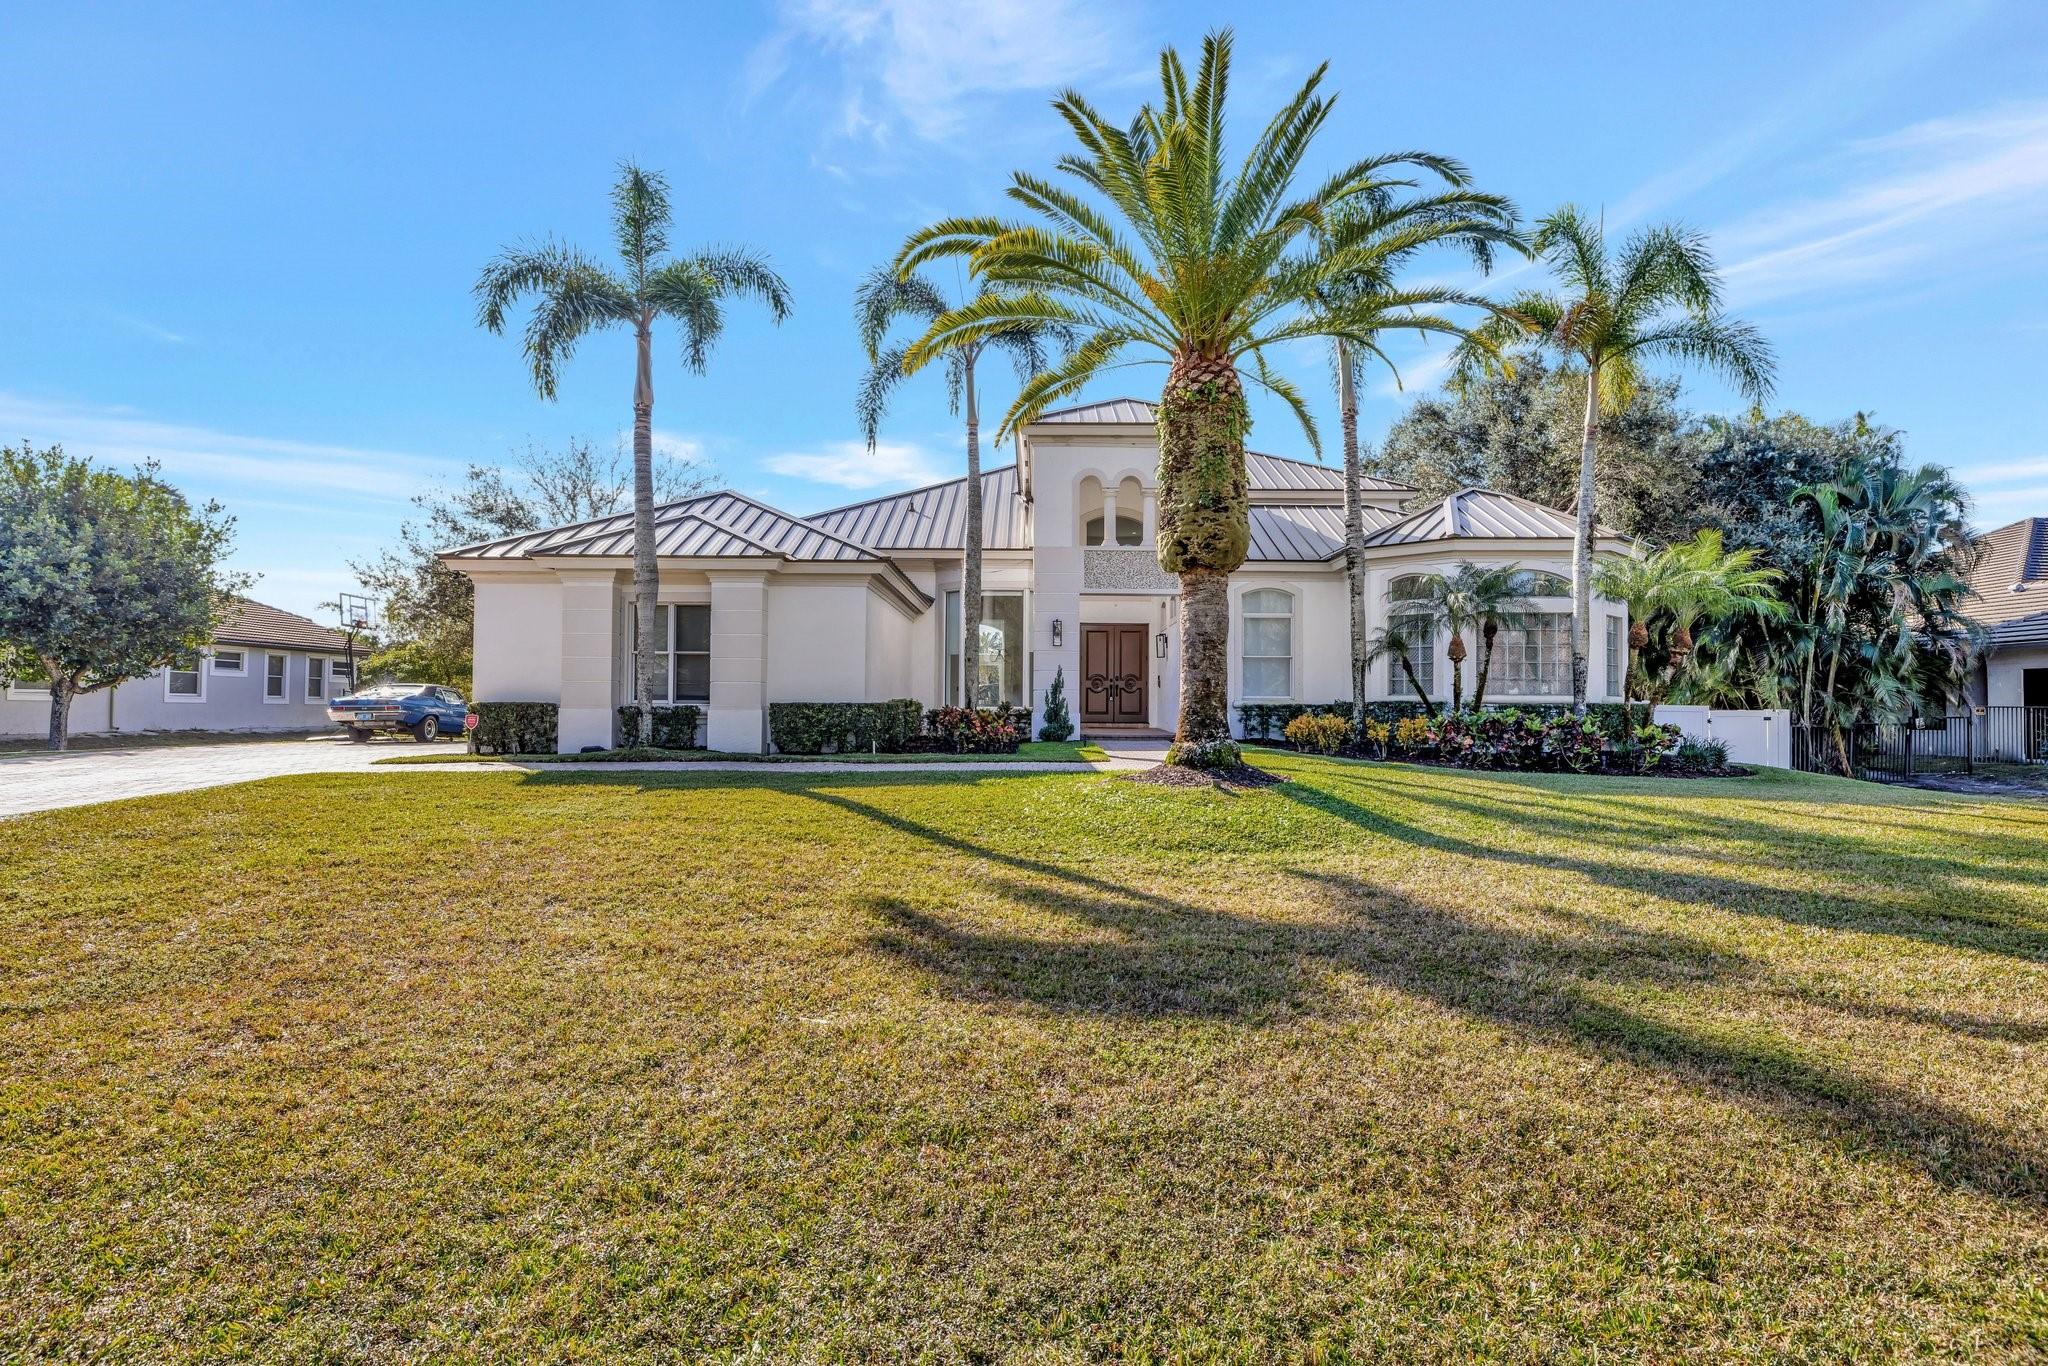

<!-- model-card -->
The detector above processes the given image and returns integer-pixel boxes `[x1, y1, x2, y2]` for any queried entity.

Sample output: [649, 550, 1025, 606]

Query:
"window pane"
[676, 604, 709, 652]
[1114, 514, 1143, 546]
[1389, 576, 1427, 603]
[266, 655, 286, 696]
[1393, 614, 1435, 696]
[1497, 613, 1569, 695]
[1244, 589, 1291, 615]
[1605, 617, 1622, 698]
[168, 668, 200, 696]
[306, 659, 324, 698]
[1244, 657, 1290, 698]
[1242, 615, 1291, 657]
[1083, 515, 1105, 547]
[214, 650, 243, 671]
[652, 606, 670, 652]
[677, 654, 709, 701]
[975, 593, 1025, 707]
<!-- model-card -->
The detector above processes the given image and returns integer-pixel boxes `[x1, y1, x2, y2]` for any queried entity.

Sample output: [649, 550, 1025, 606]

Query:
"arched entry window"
[1080, 475, 1145, 545]
[1241, 588, 1294, 699]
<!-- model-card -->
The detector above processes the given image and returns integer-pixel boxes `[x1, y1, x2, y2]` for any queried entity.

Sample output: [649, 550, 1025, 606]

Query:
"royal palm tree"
[1458, 205, 1774, 715]
[1594, 531, 1785, 728]
[1315, 193, 1522, 739]
[475, 163, 792, 732]
[855, 267, 1067, 707]
[891, 30, 1489, 762]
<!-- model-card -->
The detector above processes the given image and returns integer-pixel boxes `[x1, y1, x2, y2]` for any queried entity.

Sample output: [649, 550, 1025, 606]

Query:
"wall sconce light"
[1051, 618, 1063, 647]
[1155, 631, 1168, 658]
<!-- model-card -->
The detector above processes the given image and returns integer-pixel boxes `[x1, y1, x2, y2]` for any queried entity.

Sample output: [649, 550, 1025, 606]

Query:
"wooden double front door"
[1081, 624, 1148, 726]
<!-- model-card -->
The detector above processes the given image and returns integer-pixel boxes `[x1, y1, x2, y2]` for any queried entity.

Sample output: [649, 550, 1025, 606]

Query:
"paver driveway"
[0, 736, 431, 818]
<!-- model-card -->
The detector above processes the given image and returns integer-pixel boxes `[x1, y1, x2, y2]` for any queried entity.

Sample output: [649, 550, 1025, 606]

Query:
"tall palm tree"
[475, 163, 792, 732]
[1458, 205, 1774, 715]
[1594, 531, 1785, 728]
[855, 267, 1066, 708]
[1315, 193, 1522, 739]
[890, 31, 1485, 762]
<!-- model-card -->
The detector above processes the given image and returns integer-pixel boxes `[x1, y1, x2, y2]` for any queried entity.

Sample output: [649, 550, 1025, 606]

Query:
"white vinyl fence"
[1652, 706, 1791, 769]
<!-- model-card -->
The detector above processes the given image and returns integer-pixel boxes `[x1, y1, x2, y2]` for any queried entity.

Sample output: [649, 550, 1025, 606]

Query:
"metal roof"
[807, 466, 1025, 551]
[445, 491, 880, 564]
[1247, 504, 1405, 561]
[1362, 488, 1613, 547]
[1031, 397, 1159, 425]
[1029, 397, 1413, 493]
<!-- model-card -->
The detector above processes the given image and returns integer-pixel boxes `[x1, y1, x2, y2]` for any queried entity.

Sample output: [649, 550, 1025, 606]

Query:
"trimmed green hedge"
[769, 700, 923, 754]
[616, 704, 703, 749]
[1237, 699, 1632, 740]
[470, 701, 558, 755]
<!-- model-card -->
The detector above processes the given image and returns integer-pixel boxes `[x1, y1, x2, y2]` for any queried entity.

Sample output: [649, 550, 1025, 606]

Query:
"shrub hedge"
[615, 705, 703, 750]
[769, 700, 924, 754]
[470, 701, 558, 755]
[926, 705, 1028, 754]
[1236, 699, 1633, 739]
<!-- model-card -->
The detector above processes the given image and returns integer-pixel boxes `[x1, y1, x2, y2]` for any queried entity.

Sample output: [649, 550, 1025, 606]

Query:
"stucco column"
[557, 567, 622, 753]
[1102, 485, 1120, 546]
[708, 570, 771, 753]
[1141, 489, 1158, 547]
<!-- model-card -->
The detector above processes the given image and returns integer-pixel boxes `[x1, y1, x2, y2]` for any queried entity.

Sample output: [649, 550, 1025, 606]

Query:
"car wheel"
[413, 715, 439, 742]
[348, 727, 373, 743]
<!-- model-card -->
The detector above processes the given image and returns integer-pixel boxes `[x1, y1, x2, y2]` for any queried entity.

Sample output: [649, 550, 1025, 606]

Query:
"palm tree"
[474, 163, 792, 732]
[1401, 563, 1534, 712]
[1594, 531, 1785, 728]
[890, 31, 1490, 762]
[1458, 205, 1774, 715]
[1315, 194, 1522, 739]
[1365, 623, 1437, 720]
[855, 267, 1066, 708]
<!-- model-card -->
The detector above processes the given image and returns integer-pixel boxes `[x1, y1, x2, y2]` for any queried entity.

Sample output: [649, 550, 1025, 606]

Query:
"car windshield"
[347, 684, 431, 699]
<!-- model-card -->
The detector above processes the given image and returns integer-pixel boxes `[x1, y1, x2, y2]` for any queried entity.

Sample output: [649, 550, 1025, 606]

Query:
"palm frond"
[610, 162, 672, 277]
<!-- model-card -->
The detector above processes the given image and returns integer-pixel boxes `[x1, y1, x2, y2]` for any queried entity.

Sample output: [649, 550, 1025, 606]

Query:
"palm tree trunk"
[1156, 353, 1251, 754]
[961, 357, 982, 710]
[1570, 364, 1599, 716]
[1399, 654, 1438, 721]
[1474, 625, 1495, 712]
[630, 316, 659, 740]
[46, 668, 70, 752]
[1339, 344, 1369, 741]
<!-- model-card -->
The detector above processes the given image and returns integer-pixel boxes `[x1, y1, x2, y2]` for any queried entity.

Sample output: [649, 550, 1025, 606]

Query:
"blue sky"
[4, 0, 2046, 620]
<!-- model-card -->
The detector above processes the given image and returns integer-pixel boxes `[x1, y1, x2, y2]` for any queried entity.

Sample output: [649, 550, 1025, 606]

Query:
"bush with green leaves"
[926, 706, 1026, 754]
[769, 700, 923, 754]
[470, 702, 558, 755]
[1038, 667, 1074, 742]
[1282, 712, 1351, 755]
[1164, 737, 1243, 770]
[615, 705, 703, 749]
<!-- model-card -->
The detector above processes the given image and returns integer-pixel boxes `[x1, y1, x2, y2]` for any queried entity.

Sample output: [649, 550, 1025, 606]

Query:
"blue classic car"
[327, 683, 469, 742]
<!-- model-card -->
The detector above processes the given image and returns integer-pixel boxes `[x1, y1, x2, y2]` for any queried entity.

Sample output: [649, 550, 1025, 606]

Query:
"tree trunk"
[1399, 653, 1438, 721]
[1474, 622, 1496, 712]
[1176, 568, 1231, 744]
[630, 316, 659, 740]
[1339, 345, 1369, 741]
[1156, 352, 1250, 754]
[1569, 365, 1600, 715]
[46, 670, 70, 752]
[961, 357, 982, 709]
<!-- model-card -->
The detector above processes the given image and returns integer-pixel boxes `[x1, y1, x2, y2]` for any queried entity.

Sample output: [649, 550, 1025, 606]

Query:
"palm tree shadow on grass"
[805, 788, 2044, 1206]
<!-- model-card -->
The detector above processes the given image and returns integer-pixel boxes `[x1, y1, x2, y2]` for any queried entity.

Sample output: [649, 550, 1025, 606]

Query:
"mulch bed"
[1121, 763, 1288, 791]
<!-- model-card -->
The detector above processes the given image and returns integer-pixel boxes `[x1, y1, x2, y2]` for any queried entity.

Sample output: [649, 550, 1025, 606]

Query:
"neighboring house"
[442, 399, 1634, 753]
[1, 598, 359, 739]
[1962, 515, 2048, 710]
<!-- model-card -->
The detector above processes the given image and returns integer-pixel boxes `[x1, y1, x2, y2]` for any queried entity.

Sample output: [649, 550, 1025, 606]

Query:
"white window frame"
[1239, 587, 1296, 702]
[210, 648, 246, 675]
[628, 604, 711, 706]
[328, 658, 354, 694]
[305, 656, 325, 701]
[1605, 616, 1625, 700]
[264, 653, 289, 703]
[164, 652, 206, 703]
[1492, 610, 1573, 699]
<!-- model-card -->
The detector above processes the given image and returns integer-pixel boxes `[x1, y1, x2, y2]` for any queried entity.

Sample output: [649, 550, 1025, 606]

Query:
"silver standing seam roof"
[1363, 488, 1617, 547]
[807, 466, 1026, 551]
[1247, 504, 1406, 561]
[1030, 398, 1414, 494]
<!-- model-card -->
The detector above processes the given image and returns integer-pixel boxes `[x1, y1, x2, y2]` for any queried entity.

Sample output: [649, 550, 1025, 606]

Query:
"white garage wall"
[472, 575, 563, 704]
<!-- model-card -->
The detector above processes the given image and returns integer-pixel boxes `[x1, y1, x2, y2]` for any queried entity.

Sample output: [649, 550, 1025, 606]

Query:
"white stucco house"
[443, 399, 1633, 754]
[1963, 515, 2048, 712]
[1, 599, 360, 739]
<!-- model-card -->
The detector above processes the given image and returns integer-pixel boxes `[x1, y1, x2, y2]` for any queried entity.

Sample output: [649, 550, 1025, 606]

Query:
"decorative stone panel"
[1083, 547, 1178, 593]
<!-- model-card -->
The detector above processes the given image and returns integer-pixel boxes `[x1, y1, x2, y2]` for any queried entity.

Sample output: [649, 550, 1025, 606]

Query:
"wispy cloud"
[746, 0, 1123, 142]
[0, 392, 446, 504]
[763, 438, 948, 490]
[1717, 99, 2048, 307]
[112, 314, 191, 345]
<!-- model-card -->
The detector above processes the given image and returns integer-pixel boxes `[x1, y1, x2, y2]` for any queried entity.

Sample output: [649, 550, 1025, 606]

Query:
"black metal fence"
[1790, 706, 2048, 778]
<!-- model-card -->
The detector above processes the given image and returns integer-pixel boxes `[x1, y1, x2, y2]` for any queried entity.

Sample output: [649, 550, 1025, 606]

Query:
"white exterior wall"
[864, 588, 916, 701]
[765, 581, 870, 703]
[1985, 648, 2048, 705]
[2, 648, 350, 738]
[472, 575, 563, 704]
[706, 572, 770, 754]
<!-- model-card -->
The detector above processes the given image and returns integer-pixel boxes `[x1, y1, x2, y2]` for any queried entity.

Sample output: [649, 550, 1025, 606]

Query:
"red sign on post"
[463, 713, 479, 731]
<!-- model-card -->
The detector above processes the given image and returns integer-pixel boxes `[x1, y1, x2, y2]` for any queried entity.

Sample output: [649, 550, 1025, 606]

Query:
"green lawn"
[374, 739, 1108, 765]
[3, 757, 2044, 1359]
